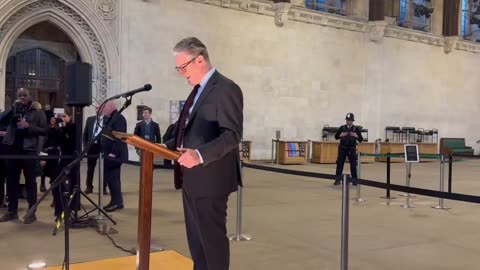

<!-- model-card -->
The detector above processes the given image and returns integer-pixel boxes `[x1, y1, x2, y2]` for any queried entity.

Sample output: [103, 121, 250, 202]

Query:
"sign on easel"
[404, 144, 419, 163]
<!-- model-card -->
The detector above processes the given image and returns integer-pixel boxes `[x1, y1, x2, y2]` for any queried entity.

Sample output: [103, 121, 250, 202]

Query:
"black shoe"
[103, 202, 112, 209]
[351, 178, 358, 186]
[84, 187, 93, 194]
[40, 183, 47, 193]
[105, 204, 124, 212]
[334, 180, 341, 185]
[23, 214, 37, 224]
[0, 201, 6, 208]
[0, 212, 18, 222]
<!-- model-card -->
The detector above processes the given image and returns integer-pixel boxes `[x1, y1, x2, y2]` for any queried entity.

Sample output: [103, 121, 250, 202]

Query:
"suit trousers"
[86, 143, 101, 189]
[182, 190, 230, 270]
[104, 162, 123, 205]
[335, 146, 358, 179]
[0, 156, 5, 202]
[5, 148, 37, 213]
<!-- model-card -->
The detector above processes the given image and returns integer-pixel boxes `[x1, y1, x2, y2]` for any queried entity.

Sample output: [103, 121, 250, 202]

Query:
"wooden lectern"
[112, 131, 181, 270]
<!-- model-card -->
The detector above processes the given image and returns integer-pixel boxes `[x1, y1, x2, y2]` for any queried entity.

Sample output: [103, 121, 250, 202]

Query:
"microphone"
[107, 84, 152, 100]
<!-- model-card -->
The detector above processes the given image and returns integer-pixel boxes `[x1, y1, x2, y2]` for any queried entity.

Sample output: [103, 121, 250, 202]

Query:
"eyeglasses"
[175, 55, 199, 73]
[17, 93, 28, 97]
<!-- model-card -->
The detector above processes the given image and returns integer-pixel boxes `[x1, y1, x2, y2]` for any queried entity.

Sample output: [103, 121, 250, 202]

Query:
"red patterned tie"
[175, 84, 200, 148]
[174, 84, 200, 189]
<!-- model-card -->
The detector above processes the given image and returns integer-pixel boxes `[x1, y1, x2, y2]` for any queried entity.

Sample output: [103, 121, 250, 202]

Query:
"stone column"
[351, 0, 369, 20]
[290, 0, 305, 6]
[431, 0, 444, 35]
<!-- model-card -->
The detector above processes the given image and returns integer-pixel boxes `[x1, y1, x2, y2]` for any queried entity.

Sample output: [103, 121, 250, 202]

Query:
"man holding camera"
[334, 113, 363, 186]
[0, 88, 48, 224]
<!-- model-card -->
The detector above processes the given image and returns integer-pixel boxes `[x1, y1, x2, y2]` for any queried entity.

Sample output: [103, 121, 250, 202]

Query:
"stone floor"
[1, 158, 480, 270]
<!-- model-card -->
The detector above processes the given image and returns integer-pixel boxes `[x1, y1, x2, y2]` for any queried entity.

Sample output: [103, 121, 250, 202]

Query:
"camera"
[13, 100, 28, 114]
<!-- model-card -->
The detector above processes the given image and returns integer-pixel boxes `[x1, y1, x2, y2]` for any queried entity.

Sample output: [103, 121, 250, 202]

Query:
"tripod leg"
[80, 190, 117, 225]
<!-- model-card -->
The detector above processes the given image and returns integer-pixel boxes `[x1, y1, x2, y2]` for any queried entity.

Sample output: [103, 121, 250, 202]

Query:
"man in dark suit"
[134, 106, 161, 145]
[162, 122, 176, 168]
[164, 37, 243, 270]
[83, 104, 108, 194]
[101, 101, 128, 212]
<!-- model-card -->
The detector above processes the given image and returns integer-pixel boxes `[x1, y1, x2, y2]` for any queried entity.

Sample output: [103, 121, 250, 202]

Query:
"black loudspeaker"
[65, 62, 92, 106]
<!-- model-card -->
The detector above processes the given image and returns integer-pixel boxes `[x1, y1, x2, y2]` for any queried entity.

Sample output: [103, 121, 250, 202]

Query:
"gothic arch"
[0, 0, 119, 109]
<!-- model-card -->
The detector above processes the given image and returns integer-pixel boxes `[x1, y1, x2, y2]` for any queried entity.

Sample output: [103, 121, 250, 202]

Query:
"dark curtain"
[443, 0, 460, 36]
[369, 0, 385, 21]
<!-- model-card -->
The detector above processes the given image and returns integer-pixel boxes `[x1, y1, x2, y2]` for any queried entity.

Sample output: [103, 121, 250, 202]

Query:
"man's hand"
[108, 153, 116, 158]
[0, 131, 5, 136]
[177, 148, 201, 168]
[40, 160, 46, 167]
[17, 119, 29, 129]
[350, 132, 358, 138]
[340, 132, 348, 137]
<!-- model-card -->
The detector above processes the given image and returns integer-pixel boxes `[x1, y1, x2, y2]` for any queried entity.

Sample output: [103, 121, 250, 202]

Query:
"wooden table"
[379, 142, 438, 162]
[311, 141, 376, 164]
[276, 140, 308, 165]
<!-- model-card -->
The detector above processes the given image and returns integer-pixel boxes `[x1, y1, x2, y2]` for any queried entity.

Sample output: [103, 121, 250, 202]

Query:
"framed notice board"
[404, 144, 419, 163]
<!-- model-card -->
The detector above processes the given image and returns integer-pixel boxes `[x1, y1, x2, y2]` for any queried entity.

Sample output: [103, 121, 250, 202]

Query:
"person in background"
[162, 121, 176, 168]
[334, 113, 363, 186]
[0, 110, 8, 208]
[0, 88, 48, 224]
[44, 104, 54, 122]
[50, 109, 77, 220]
[83, 104, 107, 194]
[101, 101, 128, 212]
[134, 106, 161, 154]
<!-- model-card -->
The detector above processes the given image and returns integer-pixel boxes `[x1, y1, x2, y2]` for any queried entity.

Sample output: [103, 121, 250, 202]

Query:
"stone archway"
[0, 0, 120, 109]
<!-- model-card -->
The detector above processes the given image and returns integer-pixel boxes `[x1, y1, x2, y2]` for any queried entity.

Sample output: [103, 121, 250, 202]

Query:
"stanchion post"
[95, 152, 105, 220]
[271, 139, 275, 164]
[307, 140, 311, 165]
[341, 174, 349, 270]
[275, 140, 280, 165]
[228, 161, 252, 241]
[401, 162, 414, 208]
[432, 155, 450, 210]
[381, 153, 396, 199]
[448, 154, 452, 193]
[354, 152, 365, 202]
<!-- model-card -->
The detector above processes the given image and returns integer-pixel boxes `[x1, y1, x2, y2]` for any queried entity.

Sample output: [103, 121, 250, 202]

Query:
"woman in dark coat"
[51, 109, 77, 220]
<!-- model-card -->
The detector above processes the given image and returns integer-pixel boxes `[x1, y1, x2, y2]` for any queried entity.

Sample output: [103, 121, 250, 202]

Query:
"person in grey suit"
[164, 37, 243, 270]
[134, 106, 161, 146]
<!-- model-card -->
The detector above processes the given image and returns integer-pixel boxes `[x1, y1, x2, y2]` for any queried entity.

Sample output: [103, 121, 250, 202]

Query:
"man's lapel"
[185, 71, 219, 129]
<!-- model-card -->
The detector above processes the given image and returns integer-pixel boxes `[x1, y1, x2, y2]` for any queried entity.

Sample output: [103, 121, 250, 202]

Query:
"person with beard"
[101, 101, 128, 212]
[0, 88, 48, 224]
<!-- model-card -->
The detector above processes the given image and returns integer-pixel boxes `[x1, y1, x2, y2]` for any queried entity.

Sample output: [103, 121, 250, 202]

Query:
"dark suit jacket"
[101, 110, 128, 166]
[165, 70, 243, 197]
[134, 120, 161, 143]
[83, 116, 100, 147]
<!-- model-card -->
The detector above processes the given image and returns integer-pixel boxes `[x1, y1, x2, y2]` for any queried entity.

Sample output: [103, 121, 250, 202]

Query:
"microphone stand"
[24, 94, 134, 270]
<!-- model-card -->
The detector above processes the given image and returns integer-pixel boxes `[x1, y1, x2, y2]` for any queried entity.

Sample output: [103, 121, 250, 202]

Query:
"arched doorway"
[0, 0, 120, 111]
[4, 21, 79, 109]
[6, 48, 66, 108]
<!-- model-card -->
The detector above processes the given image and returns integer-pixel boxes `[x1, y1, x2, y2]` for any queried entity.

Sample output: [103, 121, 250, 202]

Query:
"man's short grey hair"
[173, 37, 210, 62]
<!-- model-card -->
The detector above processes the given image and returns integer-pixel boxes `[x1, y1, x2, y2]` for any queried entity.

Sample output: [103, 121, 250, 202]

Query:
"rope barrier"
[242, 162, 480, 204]
[0, 154, 100, 160]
